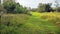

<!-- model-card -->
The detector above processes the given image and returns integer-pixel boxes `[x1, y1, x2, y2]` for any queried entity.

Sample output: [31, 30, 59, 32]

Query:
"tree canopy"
[38, 3, 52, 12]
[3, 0, 28, 14]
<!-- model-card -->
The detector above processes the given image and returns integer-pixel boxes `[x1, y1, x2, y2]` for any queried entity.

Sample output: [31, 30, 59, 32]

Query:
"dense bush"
[14, 4, 28, 14]
[0, 5, 4, 12]
[3, 1, 28, 14]
[0, 14, 29, 34]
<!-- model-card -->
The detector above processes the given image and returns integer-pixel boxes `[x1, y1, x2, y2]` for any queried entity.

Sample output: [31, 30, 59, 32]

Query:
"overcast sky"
[16, 0, 60, 8]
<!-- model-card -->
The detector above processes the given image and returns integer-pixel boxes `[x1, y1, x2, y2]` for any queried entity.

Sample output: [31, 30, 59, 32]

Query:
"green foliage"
[55, 0, 60, 12]
[3, 1, 16, 13]
[14, 3, 28, 14]
[0, 5, 4, 11]
[56, 7, 60, 12]
[3, 1, 28, 14]
[1, 13, 60, 34]
[0, 14, 29, 34]
[38, 3, 52, 12]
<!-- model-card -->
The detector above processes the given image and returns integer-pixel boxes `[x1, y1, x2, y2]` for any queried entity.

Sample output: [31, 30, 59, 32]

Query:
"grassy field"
[1, 12, 60, 34]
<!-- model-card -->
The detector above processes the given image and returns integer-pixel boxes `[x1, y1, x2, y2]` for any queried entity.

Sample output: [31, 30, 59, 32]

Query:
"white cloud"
[16, 0, 55, 8]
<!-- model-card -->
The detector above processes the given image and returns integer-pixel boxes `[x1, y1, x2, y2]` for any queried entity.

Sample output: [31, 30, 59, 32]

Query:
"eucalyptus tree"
[55, 0, 59, 12]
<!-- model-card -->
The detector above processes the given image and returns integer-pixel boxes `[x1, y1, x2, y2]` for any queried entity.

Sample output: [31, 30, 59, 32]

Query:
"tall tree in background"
[38, 3, 52, 12]
[55, 0, 59, 12]
[45, 3, 52, 12]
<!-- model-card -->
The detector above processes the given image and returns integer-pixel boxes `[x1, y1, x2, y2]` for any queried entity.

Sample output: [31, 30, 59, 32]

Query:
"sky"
[16, 0, 60, 8]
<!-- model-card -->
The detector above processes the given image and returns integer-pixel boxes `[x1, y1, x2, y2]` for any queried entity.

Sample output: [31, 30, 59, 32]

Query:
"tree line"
[31, 0, 60, 12]
[0, 0, 28, 14]
[0, 0, 60, 14]
[31, 3, 60, 12]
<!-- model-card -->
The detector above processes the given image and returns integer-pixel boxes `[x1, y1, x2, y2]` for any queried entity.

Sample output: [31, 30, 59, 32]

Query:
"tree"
[38, 3, 52, 12]
[57, 7, 60, 12]
[3, 0, 28, 14]
[45, 3, 52, 12]
[3, 0, 16, 13]
[55, 0, 60, 12]
[14, 3, 28, 14]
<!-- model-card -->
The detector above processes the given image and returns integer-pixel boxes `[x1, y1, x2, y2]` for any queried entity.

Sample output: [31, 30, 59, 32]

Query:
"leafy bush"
[0, 14, 29, 34]
[3, 1, 28, 14]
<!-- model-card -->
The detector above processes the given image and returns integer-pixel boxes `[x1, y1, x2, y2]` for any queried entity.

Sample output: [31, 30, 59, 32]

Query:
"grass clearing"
[1, 12, 60, 34]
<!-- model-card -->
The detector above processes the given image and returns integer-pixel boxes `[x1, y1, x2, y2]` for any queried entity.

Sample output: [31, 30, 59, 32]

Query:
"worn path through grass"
[20, 12, 60, 34]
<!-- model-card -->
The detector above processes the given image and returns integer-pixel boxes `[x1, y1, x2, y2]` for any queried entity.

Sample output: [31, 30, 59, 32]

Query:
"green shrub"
[0, 14, 29, 34]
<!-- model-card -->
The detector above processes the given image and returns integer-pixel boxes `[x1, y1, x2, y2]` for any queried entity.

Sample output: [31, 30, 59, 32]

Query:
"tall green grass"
[1, 12, 60, 34]
[0, 14, 29, 34]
